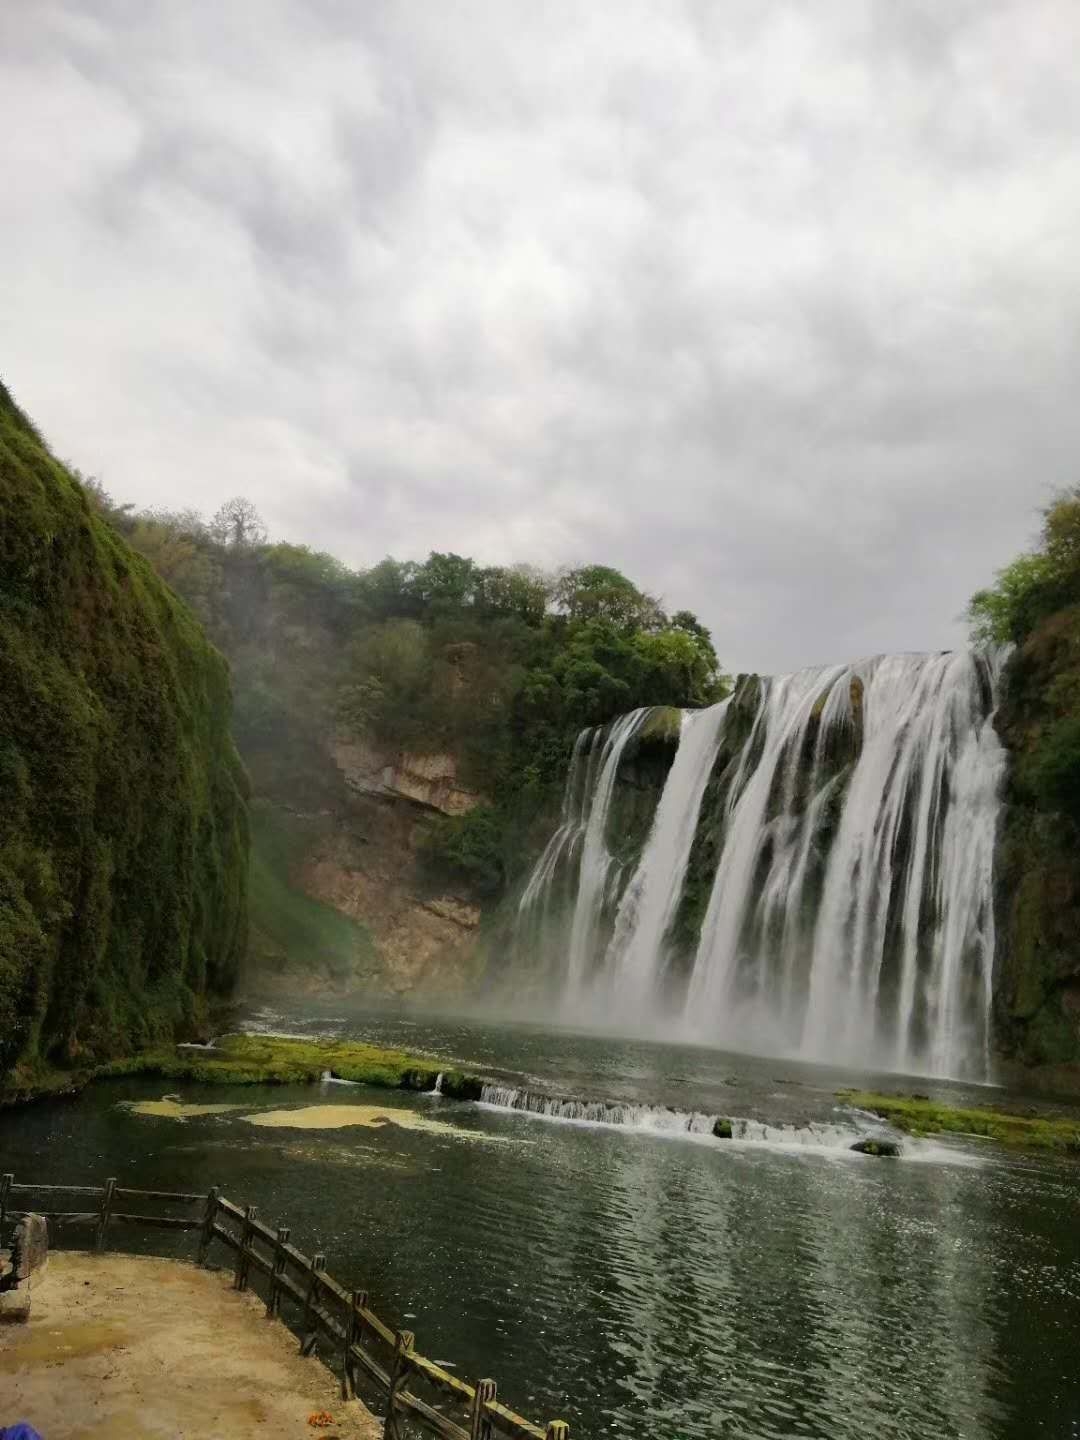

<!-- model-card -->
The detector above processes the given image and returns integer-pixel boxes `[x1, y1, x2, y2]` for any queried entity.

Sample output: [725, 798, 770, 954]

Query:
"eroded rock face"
[294, 802, 482, 996]
[331, 736, 482, 816]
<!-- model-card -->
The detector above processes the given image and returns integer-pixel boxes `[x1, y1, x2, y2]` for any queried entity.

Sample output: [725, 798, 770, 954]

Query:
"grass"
[1, 1033, 485, 1105]
[841, 1090, 1080, 1154]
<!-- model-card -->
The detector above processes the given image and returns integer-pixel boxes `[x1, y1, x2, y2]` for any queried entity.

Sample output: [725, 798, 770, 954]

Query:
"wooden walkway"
[1, 1173, 570, 1440]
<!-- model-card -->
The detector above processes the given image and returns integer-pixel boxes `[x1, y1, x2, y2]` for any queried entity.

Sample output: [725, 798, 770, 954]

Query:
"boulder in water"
[712, 1118, 733, 1139]
[850, 1136, 901, 1158]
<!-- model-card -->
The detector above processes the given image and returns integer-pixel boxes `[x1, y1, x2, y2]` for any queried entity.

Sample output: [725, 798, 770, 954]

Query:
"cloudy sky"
[3, 2, 1079, 672]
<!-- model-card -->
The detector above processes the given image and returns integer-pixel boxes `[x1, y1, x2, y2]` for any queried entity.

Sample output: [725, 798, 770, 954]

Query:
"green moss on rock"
[840, 1090, 1080, 1153]
[98, 1033, 483, 1096]
[0, 380, 249, 1084]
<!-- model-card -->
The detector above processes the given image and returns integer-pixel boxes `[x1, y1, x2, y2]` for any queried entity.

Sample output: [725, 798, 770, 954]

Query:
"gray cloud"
[3, 0, 1078, 671]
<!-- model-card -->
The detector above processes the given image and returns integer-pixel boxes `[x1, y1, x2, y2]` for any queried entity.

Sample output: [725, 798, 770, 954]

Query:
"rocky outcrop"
[330, 735, 482, 816]
[247, 792, 483, 999]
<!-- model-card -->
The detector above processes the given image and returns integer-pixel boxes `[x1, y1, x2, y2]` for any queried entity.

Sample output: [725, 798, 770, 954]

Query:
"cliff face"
[994, 613, 1080, 1074]
[246, 788, 483, 1001]
[330, 735, 483, 816]
[0, 383, 249, 1085]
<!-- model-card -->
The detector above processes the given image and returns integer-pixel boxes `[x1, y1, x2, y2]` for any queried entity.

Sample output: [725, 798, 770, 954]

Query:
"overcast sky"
[3, 2, 1079, 672]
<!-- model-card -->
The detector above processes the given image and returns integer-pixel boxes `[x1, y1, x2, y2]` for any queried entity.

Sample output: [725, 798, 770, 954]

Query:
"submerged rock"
[850, 1136, 901, 1157]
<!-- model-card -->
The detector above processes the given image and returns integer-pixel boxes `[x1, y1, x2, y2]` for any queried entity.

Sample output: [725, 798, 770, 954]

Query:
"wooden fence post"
[95, 1178, 117, 1253]
[545, 1423, 570, 1440]
[382, 1329, 415, 1440]
[342, 1286, 367, 1400]
[0, 1173, 12, 1234]
[267, 1226, 290, 1318]
[197, 1187, 219, 1266]
[470, 1378, 496, 1440]
[300, 1252, 326, 1356]
[235, 1205, 257, 1291]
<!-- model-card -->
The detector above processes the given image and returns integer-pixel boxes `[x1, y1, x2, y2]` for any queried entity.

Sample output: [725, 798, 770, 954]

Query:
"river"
[4, 1006, 1080, 1439]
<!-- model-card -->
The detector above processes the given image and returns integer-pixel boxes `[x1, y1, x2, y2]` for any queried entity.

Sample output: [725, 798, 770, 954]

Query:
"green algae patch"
[240, 1102, 510, 1143]
[244, 1102, 449, 1131]
[120, 1097, 246, 1121]
[97, 1034, 486, 1098]
[841, 1090, 1080, 1154]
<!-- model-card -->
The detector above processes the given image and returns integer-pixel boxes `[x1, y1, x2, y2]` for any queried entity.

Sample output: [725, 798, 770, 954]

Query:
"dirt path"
[0, 1252, 381, 1440]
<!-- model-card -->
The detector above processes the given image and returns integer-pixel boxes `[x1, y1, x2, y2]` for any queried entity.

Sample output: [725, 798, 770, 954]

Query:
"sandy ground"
[0, 1252, 381, 1440]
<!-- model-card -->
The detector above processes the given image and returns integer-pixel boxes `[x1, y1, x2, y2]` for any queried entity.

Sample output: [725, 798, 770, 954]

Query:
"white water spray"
[518, 651, 1006, 1079]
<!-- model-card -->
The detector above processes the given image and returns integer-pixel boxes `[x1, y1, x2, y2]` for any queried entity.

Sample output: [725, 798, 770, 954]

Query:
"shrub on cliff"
[0, 380, 249, 1081]
[968, 488, 1080, 645]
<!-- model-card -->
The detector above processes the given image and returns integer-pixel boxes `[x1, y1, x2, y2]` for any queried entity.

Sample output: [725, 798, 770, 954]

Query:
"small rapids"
[475, 1083, 952, 1161]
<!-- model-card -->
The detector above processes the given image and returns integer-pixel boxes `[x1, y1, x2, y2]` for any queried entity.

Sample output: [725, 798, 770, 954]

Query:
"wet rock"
[850, 1137, 901, 1157]
[712, 1118, 733, 1139]
[439, 1072, 485, 1101]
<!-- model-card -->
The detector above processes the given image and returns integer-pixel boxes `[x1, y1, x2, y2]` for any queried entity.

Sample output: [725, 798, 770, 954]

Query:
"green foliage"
[553, 564, 663, 629]
[839, 1090, 1080, 1153]
[420, 807, 506, 897]
[1026, 716, 1080, 822]
[91, 489, 729, 907]
[0, 379, 249, 1080]
[90, 1033, 484, 1096]
[968, 489, 1080, 645]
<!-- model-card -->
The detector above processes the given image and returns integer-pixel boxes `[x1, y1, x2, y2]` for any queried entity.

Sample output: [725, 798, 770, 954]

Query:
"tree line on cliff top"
[85, 484, 730, 896]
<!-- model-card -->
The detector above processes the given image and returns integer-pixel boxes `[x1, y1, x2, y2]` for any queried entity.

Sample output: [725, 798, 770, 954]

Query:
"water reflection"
[2, 1016, 1079, 1439]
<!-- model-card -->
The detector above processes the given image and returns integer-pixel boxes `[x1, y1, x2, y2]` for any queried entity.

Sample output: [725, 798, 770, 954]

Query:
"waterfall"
[514, 708, 649, 999]
[518, 649, 1006, 1080]
[604, 702, 729, 1015]
[564, 709, 648, 997]
[683, 652, 1005, 1078]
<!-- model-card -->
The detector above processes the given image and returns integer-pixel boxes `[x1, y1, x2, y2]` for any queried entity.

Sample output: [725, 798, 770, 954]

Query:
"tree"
[968, 488, 1080, 645]
[553, 564, 664, 631]
[210, 496, 268, 550]
[407, 552, 478, 611]
[126, 516, 221, 624]
[474, 564, 552, 624]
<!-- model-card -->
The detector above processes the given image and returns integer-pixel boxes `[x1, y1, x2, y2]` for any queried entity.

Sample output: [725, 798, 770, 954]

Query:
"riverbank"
[1, 1034, 486, 1109]
[0, 1251, 379, 1439]
[842, 1090, 1080, 1153]
[7, 1033, 1080, 1157]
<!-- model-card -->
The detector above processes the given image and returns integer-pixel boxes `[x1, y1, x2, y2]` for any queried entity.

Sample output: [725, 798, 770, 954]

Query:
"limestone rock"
[331, 735, 482, 816]
[0, 1214, 48, 1323]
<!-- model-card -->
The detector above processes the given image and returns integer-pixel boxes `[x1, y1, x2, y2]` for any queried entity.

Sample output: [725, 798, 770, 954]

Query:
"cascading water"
[604, 702, 729, 1016]
[514, 708, 649, 999]
[564, 709, 648, 997]
[517, 650, 1007, 1080]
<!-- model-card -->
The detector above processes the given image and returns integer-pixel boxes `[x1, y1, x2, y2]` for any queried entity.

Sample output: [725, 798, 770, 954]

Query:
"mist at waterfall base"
[513, 651, 1006, 1082]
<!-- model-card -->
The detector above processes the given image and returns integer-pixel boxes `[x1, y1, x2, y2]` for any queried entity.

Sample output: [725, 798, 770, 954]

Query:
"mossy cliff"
[967, 489, 1080, 1076]
[993, 610, 1080, 1071]
[0, 381, 249, 1090]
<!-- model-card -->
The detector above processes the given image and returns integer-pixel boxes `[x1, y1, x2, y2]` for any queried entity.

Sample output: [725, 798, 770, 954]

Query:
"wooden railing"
[0, 1174, 569, 1440]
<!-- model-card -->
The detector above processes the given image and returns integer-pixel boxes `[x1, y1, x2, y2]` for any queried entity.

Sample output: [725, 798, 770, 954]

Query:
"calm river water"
[3, 1007, 1080, 1439]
